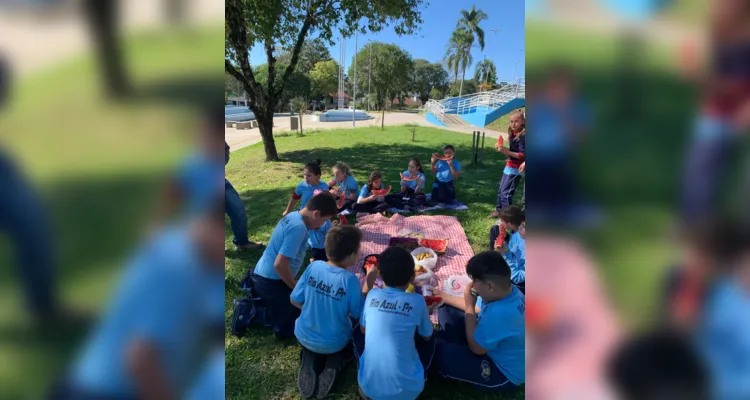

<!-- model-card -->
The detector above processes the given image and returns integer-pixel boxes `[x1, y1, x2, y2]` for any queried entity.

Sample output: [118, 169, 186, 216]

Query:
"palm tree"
[444, 29, 473, 97]
[457, 5, 488, 50]
[474, 59, 497, 91]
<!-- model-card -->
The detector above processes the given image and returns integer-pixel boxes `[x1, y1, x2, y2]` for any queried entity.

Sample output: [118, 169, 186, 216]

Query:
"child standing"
[491, 109, 526, 217]
[432, 251, 525, 392]
[352, 171, 391, 215]
[386, 158, 427, 212]
[490, 206, 526, 292]
[284, 159, 330, 216]
[249, 193, 338, 339]
[329, 162, 359, 213]
[291, 226, 365, 399]
[353, 247, 438, 400]
[430, 145, 461, 204]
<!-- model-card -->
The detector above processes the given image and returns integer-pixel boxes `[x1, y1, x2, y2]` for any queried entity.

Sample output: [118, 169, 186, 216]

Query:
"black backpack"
[229, 272, 271, 337]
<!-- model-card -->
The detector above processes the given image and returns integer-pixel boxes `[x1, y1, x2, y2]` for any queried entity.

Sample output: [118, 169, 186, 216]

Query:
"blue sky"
[248, 0, 525, 83]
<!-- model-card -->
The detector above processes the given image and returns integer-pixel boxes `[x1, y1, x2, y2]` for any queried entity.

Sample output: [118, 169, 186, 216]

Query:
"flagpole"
[353, 31, 358, 127]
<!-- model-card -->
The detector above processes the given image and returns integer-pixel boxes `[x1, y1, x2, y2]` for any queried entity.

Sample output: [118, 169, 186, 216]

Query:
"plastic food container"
[413, 266, 435, 285]
[411, 247, 438, 270]
[397, 228, 427, 239]
[443, 275, 472, 297]
[388, 237, 421, 252]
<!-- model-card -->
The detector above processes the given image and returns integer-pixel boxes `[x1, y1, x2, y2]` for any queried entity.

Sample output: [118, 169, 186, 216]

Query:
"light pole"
[368, 40, 372, 112]
[353, 32, 358, 127]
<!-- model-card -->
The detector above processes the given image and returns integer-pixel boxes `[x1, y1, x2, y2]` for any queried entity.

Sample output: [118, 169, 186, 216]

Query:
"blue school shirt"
[435, 159, 461, 183]
[358, 287, 433, 400]
[503, 232, 526, 284]
[529, 100, 590, 160]
[358, 183, 384, 200]
[291, 261, 364, 354]
[335, 175, 360, 197]
[308, 220, 331, 250]
[185, 349, 225, 400]
[295, 181, 330, 209]
[696, 278, 750, 399]
[401, 170, 426, 192]
[254, 212, 309, 280]
[176, 151, 224, 215]
[71, 226, 224, 397]
[475, 287, 526, 385]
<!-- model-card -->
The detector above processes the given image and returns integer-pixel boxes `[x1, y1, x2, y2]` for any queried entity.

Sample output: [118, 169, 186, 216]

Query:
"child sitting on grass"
[353, 247, 439, 400]
[430, 145, 461, 204]
[385, 158, 427, 212]
[328, 162, 359, 213]
[291, 225, 365, 399]
[432, 251, 525, 393]
[490, 205, 526, 292]
[352, 170, 391, 215]
[247, 192, 337, 339]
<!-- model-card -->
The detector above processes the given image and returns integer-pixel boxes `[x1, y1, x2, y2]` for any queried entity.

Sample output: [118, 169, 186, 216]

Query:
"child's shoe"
[298, 348, 319, 398]
[315, 350, 346, 399]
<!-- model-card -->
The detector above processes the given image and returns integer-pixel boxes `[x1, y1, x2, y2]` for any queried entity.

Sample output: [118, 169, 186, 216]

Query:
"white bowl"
[411, 247, 438, 270]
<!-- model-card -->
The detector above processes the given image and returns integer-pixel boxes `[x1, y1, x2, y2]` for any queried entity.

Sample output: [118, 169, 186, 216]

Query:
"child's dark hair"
[305, 191, 337, 217]
[378, 247, 415, 287]
[499, 205, 525, 228]
[443, 144, 455, 153]
[325, 225, 362, 264]
[305, 159, 323, 176]
[366, 170, 383, 191]
[508, 109, 526, 140]
[410, 158, 425, 174]
[607, 329, 709, 400]
[466, 251, 511, 288]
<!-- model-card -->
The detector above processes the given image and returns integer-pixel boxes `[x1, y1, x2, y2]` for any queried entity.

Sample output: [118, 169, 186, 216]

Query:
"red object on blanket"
[419, 239, 448, 254]
[424, 296, 443, 307]
[339, 214, 348, 225]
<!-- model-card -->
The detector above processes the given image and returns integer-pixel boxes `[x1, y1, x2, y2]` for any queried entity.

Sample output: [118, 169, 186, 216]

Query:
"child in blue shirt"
[430, 145, 461, 204]
[284, 159, 330, 216]
[291, 225, 365, 399]
[490, 206, 526, 292]
[352, 170, 391, 215]
[385, 158, 428, 212]
[249, 192, 338, 339]
[433, 251, 526, 392]
[328, 162, 359, 213]
[353, 246, 439, 400]
[308, 219, 332, 262]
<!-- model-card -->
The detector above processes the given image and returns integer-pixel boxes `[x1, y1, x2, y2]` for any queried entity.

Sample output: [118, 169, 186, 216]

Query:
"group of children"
[248, 193, 525, 398]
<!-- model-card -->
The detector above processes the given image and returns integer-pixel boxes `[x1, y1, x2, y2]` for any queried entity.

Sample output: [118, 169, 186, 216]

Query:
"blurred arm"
[127, 340, 176, 400]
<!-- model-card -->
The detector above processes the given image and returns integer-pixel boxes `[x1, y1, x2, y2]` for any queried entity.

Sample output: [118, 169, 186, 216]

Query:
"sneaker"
[235, 241, 264, 250]
[298, 348, 318, 398]
[315, 352, 344, 399]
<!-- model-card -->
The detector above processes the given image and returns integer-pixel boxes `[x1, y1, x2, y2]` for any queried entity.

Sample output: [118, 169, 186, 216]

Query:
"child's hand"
[463, 281, 477, 310]
[499, 147, 510, 156]
[431, 154, 437, 164]
[282, 209, 289, 217]
[519, 162, 526, 173]
[377, 195, 385, 202]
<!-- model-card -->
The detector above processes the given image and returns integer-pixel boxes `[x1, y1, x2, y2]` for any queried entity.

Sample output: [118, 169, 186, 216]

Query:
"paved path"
[226, 112, 505, 152]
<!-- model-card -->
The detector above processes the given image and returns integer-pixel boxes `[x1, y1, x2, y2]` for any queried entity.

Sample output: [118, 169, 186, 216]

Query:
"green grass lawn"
[0, 25, 222, 398]
[225, 126, 524, 400]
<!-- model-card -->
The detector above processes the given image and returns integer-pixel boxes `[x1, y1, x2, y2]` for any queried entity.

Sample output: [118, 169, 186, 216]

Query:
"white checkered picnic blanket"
[349, 213, 475, 322]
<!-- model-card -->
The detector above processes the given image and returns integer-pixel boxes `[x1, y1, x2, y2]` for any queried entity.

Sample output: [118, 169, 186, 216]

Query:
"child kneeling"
[291, 225, 365, 399]
[353, 247, 439, 400]
[433, 251, 525, 392]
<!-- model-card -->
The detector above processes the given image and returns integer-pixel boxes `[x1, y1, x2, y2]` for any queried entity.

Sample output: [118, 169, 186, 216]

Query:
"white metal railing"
[423, 79, 525, 125]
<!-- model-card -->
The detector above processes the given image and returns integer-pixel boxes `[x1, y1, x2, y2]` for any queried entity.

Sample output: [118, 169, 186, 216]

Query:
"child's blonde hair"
[333, 162, 351, 177]
[508, 108, 526, 141]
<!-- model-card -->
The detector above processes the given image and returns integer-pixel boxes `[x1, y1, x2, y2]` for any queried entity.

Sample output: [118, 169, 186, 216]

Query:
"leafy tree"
[474, 58, 497, 90]
[309, 60, 340, 100]
[226, 0, 424, 161]
[276, 38, 333, 73]
[254, 63, 310, 112]
[449, 79, 476, 97]
[411, 59, 449, 104]
[429, 87, 443, 101]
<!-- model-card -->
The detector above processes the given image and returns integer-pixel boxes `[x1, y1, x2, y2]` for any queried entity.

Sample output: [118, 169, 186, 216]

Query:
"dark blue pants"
[48, 380, 133, 400]
[225, 179, 250, 246]
[250, 273, 300, 339]
[431, 180, 456, 204]
[525, 155, 576, 212]
[351, 323, 436, 376]
[496, 173, 522, 212]
[680, 117, 734, 224]
[435, 306, 519, 392]
[385, 190, 427, 210]
[0, 151, 55, 316]
[352, 199, 390, 214]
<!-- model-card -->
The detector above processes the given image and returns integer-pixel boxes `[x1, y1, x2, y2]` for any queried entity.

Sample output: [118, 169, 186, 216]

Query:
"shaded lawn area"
[0, 25, 222, 398]
[225, 126, 524, 400]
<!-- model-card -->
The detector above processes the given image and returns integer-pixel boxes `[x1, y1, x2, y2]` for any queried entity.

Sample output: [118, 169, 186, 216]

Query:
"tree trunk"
[83, 0, 129, 98]
[299, 111, 303, 135]
[256, 108, 278, 161]
[381, 107, 385, 130]
[459, 67, 465, 98]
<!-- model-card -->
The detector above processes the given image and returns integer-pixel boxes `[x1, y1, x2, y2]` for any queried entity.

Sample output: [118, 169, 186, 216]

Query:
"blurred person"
[0, 54, 73, 324]
[607, 329, 710, 400]
[490, 109, 526, 218]
[432, 251, 525, 393]
[243, 192, 337, 340]
[184, 347, 224, 400]
[679, 0, 750, 225]
[525, 65, 597, 227]
[51, 200, 226, 399]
